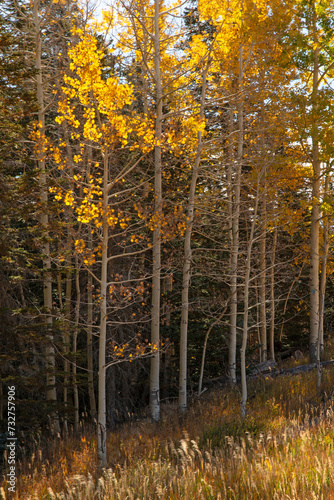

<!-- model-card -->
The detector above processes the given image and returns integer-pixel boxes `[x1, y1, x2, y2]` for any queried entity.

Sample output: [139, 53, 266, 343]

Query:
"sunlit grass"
[2, 365, 334, 499]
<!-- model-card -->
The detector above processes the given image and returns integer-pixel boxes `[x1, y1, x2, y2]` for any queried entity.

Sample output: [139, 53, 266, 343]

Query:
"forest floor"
[2, 353, 334, 499]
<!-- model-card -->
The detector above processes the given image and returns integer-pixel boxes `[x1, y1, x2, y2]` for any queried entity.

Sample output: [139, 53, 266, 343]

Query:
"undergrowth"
[2, 366, 334, 499]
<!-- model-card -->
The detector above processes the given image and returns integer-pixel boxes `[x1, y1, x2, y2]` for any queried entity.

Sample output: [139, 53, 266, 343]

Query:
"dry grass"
[3, 366, 334, 499]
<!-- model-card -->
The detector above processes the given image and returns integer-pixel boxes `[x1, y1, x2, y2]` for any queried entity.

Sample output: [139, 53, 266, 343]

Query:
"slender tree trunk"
[178, 57, 209, 411]
[317, 171, 330, 389]
[60, 118, 75, 436]
[227, 95, 234, 256]
[239, 35, 248, 419]
[269, 228, 277, 361]
[73, 254, 80, 435]
[309, 35, 320, 362]
[34, 0, 59, 434]
[319, 172, 330, 356]
[98, 153, 109, 466]
[254, 276, 260, 358]
[258, 214, 266, 362]
[259, 100, 267, 362]
[240, 184, 259, 419]
[198, 305, 228, 396]
[228, 90, 237, 385]
[150, 0, 163, 422]
[229, 49, 243, 384]
[63, 255, 72, 437]
[87, 147, 97, 420]
[57, 268, 63, 311]
[87, 229, 97, 420]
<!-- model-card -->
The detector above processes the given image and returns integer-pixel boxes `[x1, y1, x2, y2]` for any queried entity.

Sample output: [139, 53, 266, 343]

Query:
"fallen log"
[201, 360, 334, 389]
[249, 359, 334, 379]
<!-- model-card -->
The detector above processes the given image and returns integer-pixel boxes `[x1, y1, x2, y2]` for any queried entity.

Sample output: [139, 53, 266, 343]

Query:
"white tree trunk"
[259, 218, 267, 362]
[309, 44, 320, 363]
[61, 120, 74, 437]
[229, 45, 243, 384]
[87, 231, 97, 420]
[73, 254, 80, 435]
[259, 100, 267, 362]
[97, 153, 109, 466]
[34, 0, 59, 434]
[178, 55, 210, 411]
[87, 150, 97, 420]
[150, 0, 163, 422]
[227, 95, 235, 383]
[241, 182, 260, 419]
[269, 228, 277, 361]
[317, 171, 330, 389]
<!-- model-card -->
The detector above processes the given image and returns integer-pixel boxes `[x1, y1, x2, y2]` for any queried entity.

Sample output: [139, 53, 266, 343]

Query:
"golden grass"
[3, 366, 334, 499]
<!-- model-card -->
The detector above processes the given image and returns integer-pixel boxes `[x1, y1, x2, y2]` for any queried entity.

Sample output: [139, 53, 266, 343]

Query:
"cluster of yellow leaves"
[74, 239, 96, 265]
[49, 26, 164, 256]
[58, 32, 131, 146]
[107, 336, 159, 364]
[50, 1, 221, 252]
[56, 29, 156, 154]
[130, 234, 143, 244]
[198, 0, 269, 30]
[31, 121, 49, 161]
[133, 202, 145, 220]
[166, 116, 206, 158]
[148, 204, 187, 241]
[114, 0, 208, 156]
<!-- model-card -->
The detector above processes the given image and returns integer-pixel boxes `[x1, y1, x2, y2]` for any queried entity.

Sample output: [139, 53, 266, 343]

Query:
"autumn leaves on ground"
[7, 360, 334, 499]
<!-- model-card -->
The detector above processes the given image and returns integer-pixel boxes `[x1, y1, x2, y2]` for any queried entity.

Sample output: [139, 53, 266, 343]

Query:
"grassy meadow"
[2, 359, 334, 499]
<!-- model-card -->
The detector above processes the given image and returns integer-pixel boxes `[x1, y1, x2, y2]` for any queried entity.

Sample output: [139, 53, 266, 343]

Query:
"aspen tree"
[317, 168, 332, 388]
[197, 0, 273, 383]
[309, 34, 321, 363]
[178, 48, 211, 412]
[73, 253, 80, 434]
[196, 0, 242, 386]
[150, 0, 163, 422]
[87, 209, 97, 419]
[288, 0, 334, 362]
[320, 171, 333, 348]
[231, 0, 297, 368]
[52, 22, 156, 463]
[116, 0, 208, 417]
[269, 228, 277, 362]
[179, 2, 258, 400]
[197, 0, 296, 400]
[240, 181, 260, 418]
[32, 0, 60, 433]
[258, 98, 267, 362]
[54, 105, 76, 435]
[230, 36, 244, 383]
[227, 85, 237, 382]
